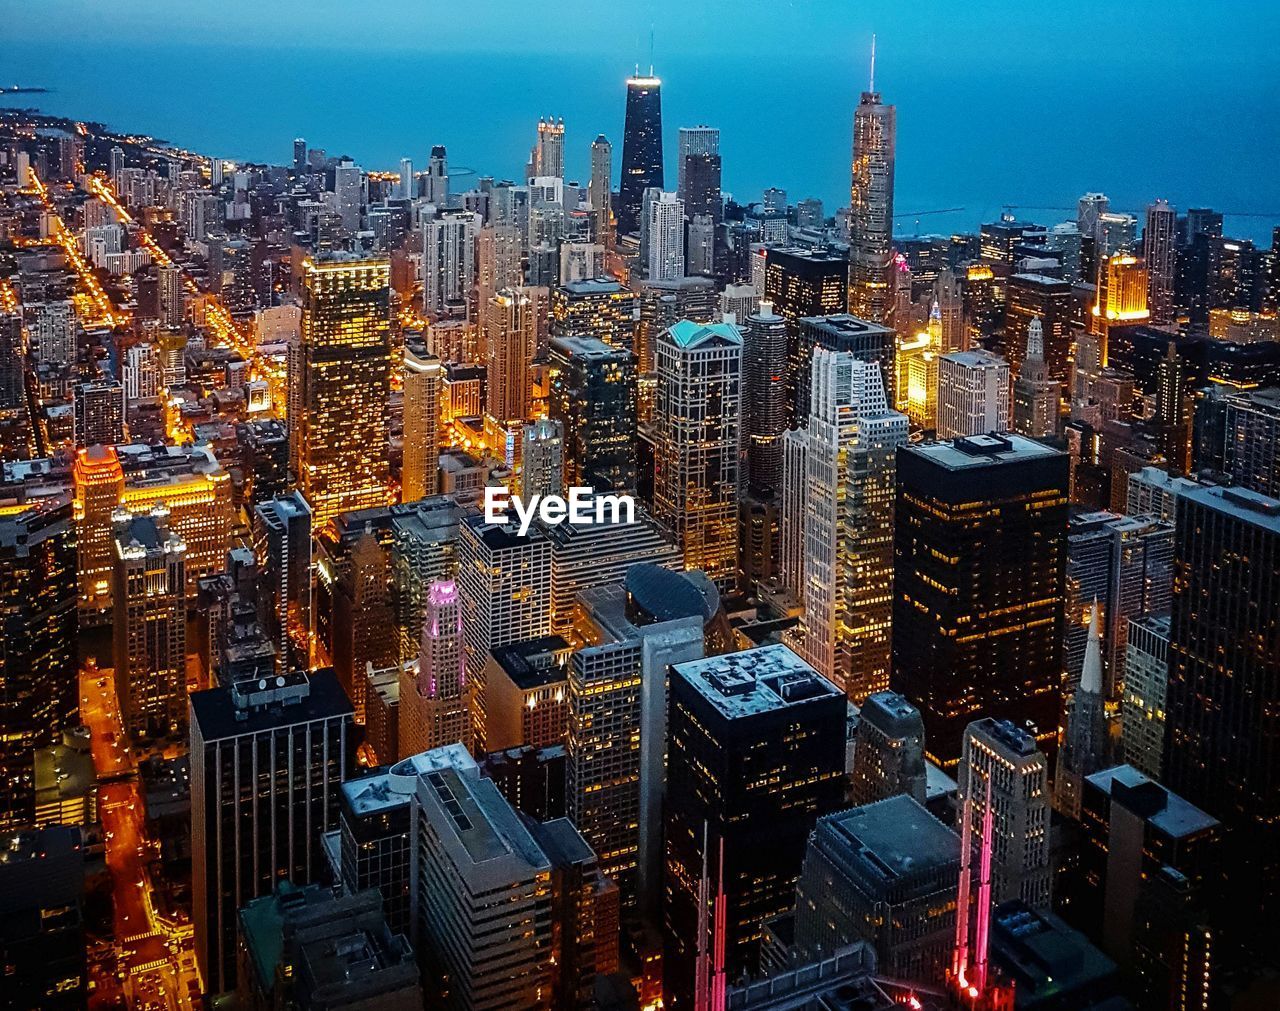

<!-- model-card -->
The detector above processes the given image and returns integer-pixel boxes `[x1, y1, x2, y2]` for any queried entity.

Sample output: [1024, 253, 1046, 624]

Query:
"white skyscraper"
[333, 159, 364, 233]
[936, 349, 1010, 439]
[422, 210, 480, 319]
[785, 349, 907, 701]
[401, 342, 442, 502]
[589, 135, 612, 243]
[399, 157, 414, 200]
[647, 191, 685, 282]
[34, 299, 77, 365]
[124, 341, 161, 402]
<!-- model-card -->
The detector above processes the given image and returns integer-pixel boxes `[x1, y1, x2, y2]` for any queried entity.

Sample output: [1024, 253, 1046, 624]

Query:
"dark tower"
[618, 70, 664, 237]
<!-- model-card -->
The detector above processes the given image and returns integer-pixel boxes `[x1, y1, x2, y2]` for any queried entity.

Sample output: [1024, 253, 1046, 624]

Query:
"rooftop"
[666, 318, 742, 350]
[671, 644, 841, 720]
[1184, 483, 1280, 530]
[821, 795, 959, 882]
[906, 432, 1064, 471]
[1085, 764, 1219, 840]
[191, 668, 352, 742]
[489, 635, 572, 690]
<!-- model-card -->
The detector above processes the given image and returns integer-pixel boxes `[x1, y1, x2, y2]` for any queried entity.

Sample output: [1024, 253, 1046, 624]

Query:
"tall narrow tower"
[847, 37, 896, 326]
[1055, 603, 1111, 817]
[618, 70, 664, 236]
[1011, 317, 1058, 438]
[589, 135, 613, 245]
[399, 578, 472, 758]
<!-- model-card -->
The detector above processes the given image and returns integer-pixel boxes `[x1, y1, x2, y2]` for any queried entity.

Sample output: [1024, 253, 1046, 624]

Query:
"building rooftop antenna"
[869, 33, 877, 93]
[649, 26, 655, 77]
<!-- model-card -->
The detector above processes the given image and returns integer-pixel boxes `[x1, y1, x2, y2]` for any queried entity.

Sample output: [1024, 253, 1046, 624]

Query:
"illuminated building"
[484, 287, 536, 425]
[549, 278, 637, 351]
[0, 313, 21, 414]
[895, 314, 940, 431]
[534, 116, 565, 178]
[763, 247, 849, 420]
[791, 794, 958, 986]
[191, 670, 353, 993]
[332, 531, 398, 723]
[442, 362, 484, 422]
[792, 313, 896, 421]
[1005, 273, 1074, 387]
[847, 44, 896, 326]
[484, 634, 570, 751]
[112, 505, 188, 740]
[589, 135, 612, 243]
[425, 145, 449, 204]
[72, 444, 125, 618]
[849, 691, 928, 808]
[405, 745, 553, 1010]
[677, 125, 722, 223]
[787, 350, 906, 700]
[390, 496, 464, 660]
[1011, 318, 1058, 439]
[936, 349, 1009, 439]
[741, 303, 788, 492]
[72, 379, 125, 447]
[0, 496, 77, 831]
[1120, 613, 1170, 780]
[572, 569, 705, 915]
[457, 514, 552, 753]
[159, 262, 185, 328]
[521, 418, 564, 500]
[1144, 200, 1177, 324]
[401, 340, 441, 501]
[1092, 253, 1150, 348]
[476, 225, 522, 334]
[647, 190, 685, 282]
[892, 435, 1069, 767]
[252, 491, 312, 672]
[963, 263, 996, 347]
[1045, 222, 1085, 284]
[719, 283, 759, 325]
[960, 718, 1051, 909]
[1163, 485, 1280, 941]
[398, 578, 472, 758]
[618, 71, 664, 236]
[664, 645, 847, 1004]
[1154, 343, 1192, 473]
[34, 300, 75, 366]
[421, 209, 478, 320]
[123, 341, 160, 402]
[1096, 212, 1137, 261]
[292, 254, 392, 527]
[547, 336, 637, 494]
[653, 319, 742, 589]
[1192, 385, 1280, 496]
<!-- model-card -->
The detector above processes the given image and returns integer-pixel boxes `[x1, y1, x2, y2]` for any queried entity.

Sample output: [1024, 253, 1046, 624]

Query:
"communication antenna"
[869, 33, 877, 92]
[649, 26, 655, 76]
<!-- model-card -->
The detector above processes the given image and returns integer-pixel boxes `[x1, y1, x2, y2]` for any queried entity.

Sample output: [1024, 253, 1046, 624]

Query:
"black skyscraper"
[891, 434, 1069, 768]
[618, 71, 664, 237]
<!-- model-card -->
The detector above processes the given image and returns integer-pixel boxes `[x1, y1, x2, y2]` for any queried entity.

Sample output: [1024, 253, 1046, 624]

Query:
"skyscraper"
[293, 254, 392, 526]
[484, 288, 536, 424]
[653, 320, 742, 588]
[589, 134, 612, 243]
[1011, 318, 1058, 438]
[401, 340, 441, 502]
[892, 434, 1069, 767]
[73, 380, 125, 448]
[398, 577, 472, 758]
[848, 690, 928, 807]
[664, 645, 847, 1004]
[252, 491, 312, 672]
[535, 116, 565, 178]
[647, 190, 685, 281]
[763, 248, 850, 420]
[190, 670, 353, 992]
[549, 278, 637, 350]
[112, 505, 188, 740]
[847, 43, 896, 325]
[618, 70, 664, 236]
[1144, 199, 1177, 324]
[787, 350, 907, 700]
[677, 125, 722, 223]
[741, 304, 789, 492]
[548, 336, 638, 494]
[936, 349, 1010, 439]
[421, 210, 478, 319]
[0, 496, 77, 831]
[1163, 485, 1280, 940]
[521, 418, 564, 500]
[1055, 603, 1110, 818]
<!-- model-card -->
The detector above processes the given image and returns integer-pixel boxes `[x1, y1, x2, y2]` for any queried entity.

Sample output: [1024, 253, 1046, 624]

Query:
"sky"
[4, 1, 1279, 241]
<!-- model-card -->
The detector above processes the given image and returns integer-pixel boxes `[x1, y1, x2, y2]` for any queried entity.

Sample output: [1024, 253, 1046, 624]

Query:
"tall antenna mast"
[869, 33, 877, 93]
[649, 26, 655, 76]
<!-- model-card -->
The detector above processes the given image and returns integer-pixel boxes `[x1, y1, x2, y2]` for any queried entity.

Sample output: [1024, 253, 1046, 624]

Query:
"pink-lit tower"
[693, 826, 729, 1011]
[398, 578, 474, 758]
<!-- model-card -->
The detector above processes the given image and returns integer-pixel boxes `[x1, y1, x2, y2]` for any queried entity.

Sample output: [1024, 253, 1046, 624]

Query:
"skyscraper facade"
[399, 577, 472, 758]
[547, 336, 638, 494]
[1144, 199, 1177, 324]
[936, 349, 1010, 439]
[618, 71, 664, 236]
[740, 304, 789, 492]
[401, 340, 442, 502]
[847, 70, 896, 325]
[589, 134, 612, 243]
[848, 690, 928, 807]
[484, 287, 536, 424]
[293, 254, 392, 526]
[647, 190, 685, 281]
[676, 125, 722, 223]
[1011, 318, 1058, 438]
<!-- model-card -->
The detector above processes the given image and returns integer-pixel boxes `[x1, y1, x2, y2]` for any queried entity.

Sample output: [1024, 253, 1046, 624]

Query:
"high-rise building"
[293, 254, 392, 526]
[549, 278, 637, 350]
[190, 670, 353, 993]
[1011, 318, 1058, 438]
[664, 645, 847, 1004]
[390, 496, 465, 660]
[787, 350, 906, 700]
[34, 300, 75, 366]
[677, 125, 722, 223]
[647, 190, 685, 281]
[0, 496, 77, 831]
[158, 262, 185, 329]
[1144, 199, 1177, 324]
[1121, 613, 1171, 780]
[849, 690, 927, 807]
[1077, 192, 1109, 248]
[1004, 273, 1073, 388]
[959, 718, 1051, 909]
[483, 635, 570, 751]
[1163, 484, 1280, 937]
[401, 340, 441, 502]
[521, 418, 564, 500]
[936, 349, 1009, 439]
[421, 209, 478, 319]
[792, 313, 896, 421]
[535, 116, 565, 178]
[123, 341, 161, 402]
[618, 71, 664, 236]
[73, 380, 125, 448]
[424, 145, 449, 205]
[399, 578, 472, 758]
[112, 505, 188, 740]
[741, 304, 788, 493]
[292, 137, 306, 173]
[1125, 465, 1198, 523]
[398, 155, 414, 199]
[252, 491, 312, 672]
[589, 135, 612, 243]
[847, 53, 896, 325]
[892, 435, 1069, 767]
[456, 514, 552, 752]
[547, 336, 638, 494]
[1192, 386, 1280, 497]
[484, 288, 536, 424]
[0, 313, 21, 413]
[406, 744, 553, 1009]
[329, 530, 398, 723]
[894, 311, 941, 431]
[653, 320, 742, 588]
[333, 158, 364, 233]
[791, 795, 959, 985]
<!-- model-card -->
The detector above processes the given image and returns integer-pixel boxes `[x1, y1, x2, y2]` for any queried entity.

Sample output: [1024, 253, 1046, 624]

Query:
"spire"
[1081, 600, 1103, 695]
[1026, 316, 1044, 361]
[869, 33, 877, 93]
